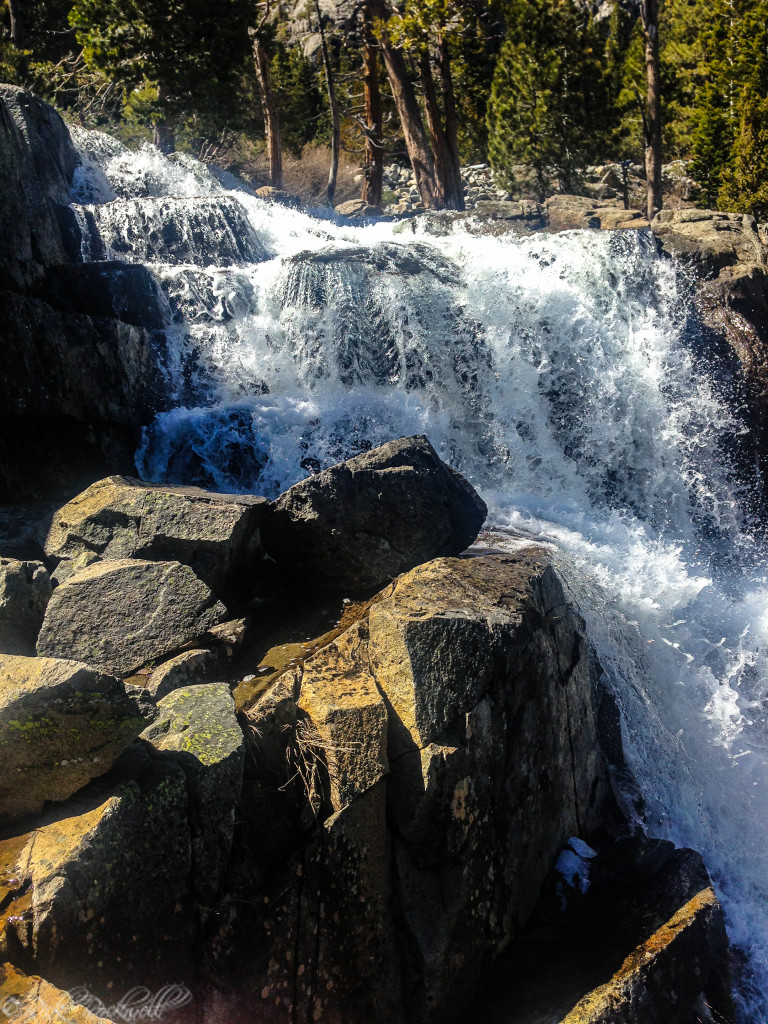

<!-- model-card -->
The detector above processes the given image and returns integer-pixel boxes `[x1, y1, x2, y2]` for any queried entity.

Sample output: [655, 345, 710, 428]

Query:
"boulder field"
[0, 437, 734, 1024]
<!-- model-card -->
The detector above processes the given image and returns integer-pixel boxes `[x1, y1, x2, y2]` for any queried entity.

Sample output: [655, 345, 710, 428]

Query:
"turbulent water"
[73, 129, 768, 1019]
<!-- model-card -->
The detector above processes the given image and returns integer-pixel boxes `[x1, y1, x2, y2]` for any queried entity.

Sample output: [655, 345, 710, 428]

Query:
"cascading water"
[72, 128, 768, 1019]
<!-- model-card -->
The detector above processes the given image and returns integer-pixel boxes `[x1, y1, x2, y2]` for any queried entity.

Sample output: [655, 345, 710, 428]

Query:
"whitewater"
[72, 130, 768, 1019]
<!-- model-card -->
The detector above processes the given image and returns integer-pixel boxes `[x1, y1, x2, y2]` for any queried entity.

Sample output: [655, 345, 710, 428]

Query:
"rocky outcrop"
[36, 558, 226, 676]
[261, 435, 487, 593]
[0, 85, 79, 269]
[0, 558, 51, 655]
[0, 87, 170, 502]
[42, 475, 267, 598]
[0, 654, 153, 822]
[653, 208, 766, 274]
[242, 550, 617, 1024]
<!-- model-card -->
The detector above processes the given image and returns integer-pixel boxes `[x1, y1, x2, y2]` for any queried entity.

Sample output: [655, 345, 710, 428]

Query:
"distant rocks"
[0, 653, 153, 822]
[36, 558, 226, 676]
[261, 435, 487, 593]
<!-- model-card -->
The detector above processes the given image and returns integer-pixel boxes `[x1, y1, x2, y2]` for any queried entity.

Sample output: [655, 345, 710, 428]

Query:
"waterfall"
[73, 129, 768, 1020]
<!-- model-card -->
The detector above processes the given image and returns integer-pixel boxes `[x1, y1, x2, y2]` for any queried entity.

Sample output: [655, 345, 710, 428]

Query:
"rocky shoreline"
[0, 83, 753, 1022]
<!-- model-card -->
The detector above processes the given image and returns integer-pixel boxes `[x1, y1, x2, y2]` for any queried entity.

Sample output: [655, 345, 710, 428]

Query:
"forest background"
[2, 0, 767, 218]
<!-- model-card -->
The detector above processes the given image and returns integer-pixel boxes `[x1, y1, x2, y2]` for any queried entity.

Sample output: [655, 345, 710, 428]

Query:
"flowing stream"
[72, 130, 768, 1019]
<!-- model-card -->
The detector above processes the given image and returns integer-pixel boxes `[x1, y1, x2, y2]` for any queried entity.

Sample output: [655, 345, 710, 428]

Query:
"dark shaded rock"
[0, 743, 193, 984]
[0, 653, 154, 823]
[0, 418, 140, 505]
[43, 262, 169, 330]
[261, 436, 487, 593]
[141, 683, 245, 901]
[36, 558, 227, 676]
[0, 292, 161, 425]
[478, 838, 733, 1024]
[0, 557, 51, 655]
[0, 85, 80, 267]
[42, 475, 267, 598]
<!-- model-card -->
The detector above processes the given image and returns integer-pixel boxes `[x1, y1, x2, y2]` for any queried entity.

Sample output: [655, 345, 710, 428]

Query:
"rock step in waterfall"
[1, 83, 767, 1020]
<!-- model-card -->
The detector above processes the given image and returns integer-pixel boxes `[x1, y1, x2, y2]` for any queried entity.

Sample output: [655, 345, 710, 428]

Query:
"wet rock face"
[261, 435, 488, 593]
[245, 550, 616, 1024]
[42, 475, 267, 599]
[36, 558, 227, 676]
[0, 654, 153, 823]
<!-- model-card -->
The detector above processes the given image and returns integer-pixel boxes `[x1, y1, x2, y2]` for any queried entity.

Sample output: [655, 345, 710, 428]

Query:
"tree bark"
[378, 28, 438, 209]
[437, 34, 464, 212]
[153, 83, 175, 154]
[8, 0, 25, 48]
[361, 4, 384, 208]
[251, 30, 283, 189]
[315, 0, 341, 206]
[419, 49, 451, 209]
[640, 0, 662, 220]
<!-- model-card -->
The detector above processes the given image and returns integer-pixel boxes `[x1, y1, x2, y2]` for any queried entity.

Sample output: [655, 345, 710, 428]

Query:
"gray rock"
[36, 558, 227, 676]
[42, 475, 267, 597]
[144, 646, 222, 699]
[0, 85, 80, 266]
[653, 207, 767, 273]
[0, 556, 51, 655]
[0, 653, 154, 822]
[261, 435, 487, 593]
[0, 744, 193, 972]
[335, 199, 383, 219]
[141, 683, 245, 900]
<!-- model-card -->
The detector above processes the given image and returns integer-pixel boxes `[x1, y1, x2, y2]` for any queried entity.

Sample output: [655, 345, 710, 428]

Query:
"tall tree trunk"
[378, 28, 438, 209]
[419, 50, 450, 209]
[153, 83, 175, 154]
[8, 0, 25, 48]
[437, 34, 464, 212]
[251, 30, 283, 189]
[314, 0, 340, 206]
[361, 4, 383, 208]
[641, 0, 662, 220]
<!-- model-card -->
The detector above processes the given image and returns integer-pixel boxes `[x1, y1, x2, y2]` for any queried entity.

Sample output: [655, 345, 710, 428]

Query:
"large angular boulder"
[261, 436, 487, 593]
[43, 475, 267, 596]
[141, 683, 245, 900]
[0, 654, 153, 822]
[0, 557, 51, 655]
[244, 550, 615, 1024]
[36, 558, 226, 676]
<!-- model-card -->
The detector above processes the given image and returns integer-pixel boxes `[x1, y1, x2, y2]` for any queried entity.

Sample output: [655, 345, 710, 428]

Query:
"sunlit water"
[72, 128, 768, 1018]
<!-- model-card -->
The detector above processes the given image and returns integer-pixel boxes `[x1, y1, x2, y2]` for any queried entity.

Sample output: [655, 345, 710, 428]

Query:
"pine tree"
[487, 0, 612, 196]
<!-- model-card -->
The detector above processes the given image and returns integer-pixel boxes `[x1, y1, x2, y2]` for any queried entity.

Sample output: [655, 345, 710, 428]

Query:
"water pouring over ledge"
[73, 128, 768, 1020]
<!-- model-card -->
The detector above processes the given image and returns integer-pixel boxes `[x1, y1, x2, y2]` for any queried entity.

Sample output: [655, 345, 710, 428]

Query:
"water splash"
[74, 138, 768, 1019]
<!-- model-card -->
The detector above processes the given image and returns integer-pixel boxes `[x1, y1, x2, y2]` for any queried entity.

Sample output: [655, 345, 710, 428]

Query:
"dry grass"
[239, 142, 363, 207]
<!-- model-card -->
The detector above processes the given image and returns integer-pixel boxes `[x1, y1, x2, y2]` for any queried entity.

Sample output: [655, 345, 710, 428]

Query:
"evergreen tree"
[487, 0, 612, 196]
[690, 0, 768, 214]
